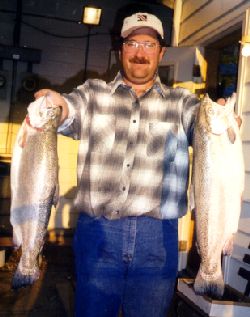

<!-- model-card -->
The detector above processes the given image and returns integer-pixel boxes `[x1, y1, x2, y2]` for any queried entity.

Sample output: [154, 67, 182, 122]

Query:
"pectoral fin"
[227, 127, 236, 144]
[222, 234, 235, 255]
[53, 183, 59, 207]
[17, 120, 28, 148]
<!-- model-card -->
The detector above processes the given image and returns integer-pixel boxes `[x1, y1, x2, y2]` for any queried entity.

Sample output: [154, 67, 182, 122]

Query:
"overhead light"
[80, 6, 102, 81]
[82, 6, 102, 26]
[240, 35, 250, 57]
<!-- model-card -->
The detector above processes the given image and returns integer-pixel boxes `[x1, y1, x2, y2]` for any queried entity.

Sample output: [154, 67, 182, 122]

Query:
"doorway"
[205, 28, 242, 100]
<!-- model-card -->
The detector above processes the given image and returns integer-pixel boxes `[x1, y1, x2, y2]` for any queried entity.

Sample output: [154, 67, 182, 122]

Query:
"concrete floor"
[0, 244, 75, 317]
[1, 245, 249, 317]
[0, 243, 179, 317]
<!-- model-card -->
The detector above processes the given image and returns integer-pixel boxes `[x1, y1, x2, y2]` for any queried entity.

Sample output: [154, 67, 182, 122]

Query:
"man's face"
[120, 33, 165, 85]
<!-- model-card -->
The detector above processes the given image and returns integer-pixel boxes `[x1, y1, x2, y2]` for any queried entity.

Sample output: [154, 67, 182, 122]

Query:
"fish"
[10, 95, 61, 289]
[191, 93, 244, 298]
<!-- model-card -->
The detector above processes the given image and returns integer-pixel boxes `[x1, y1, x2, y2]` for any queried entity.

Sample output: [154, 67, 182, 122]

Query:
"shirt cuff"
[57, 97, 75, 133]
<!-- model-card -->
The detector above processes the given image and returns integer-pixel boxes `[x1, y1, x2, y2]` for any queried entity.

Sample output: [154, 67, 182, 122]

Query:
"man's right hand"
[34, 89, 69, 125]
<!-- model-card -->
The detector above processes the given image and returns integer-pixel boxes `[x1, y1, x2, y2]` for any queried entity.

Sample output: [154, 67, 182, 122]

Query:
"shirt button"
[127, 164, 130, 167]
[122, 186, 126, 191]
[133, 119, 136, 123]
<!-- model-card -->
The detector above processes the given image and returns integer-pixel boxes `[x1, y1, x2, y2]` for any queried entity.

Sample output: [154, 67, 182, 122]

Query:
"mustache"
[129, 56, 150, 64]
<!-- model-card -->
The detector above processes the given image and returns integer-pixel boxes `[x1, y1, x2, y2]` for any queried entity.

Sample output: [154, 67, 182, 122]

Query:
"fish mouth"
[27, 96, 61, 130]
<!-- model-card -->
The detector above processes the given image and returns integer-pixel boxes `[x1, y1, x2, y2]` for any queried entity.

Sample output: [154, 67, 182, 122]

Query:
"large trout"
[10, 96, 61, 289]
[191, 93, 244, 298]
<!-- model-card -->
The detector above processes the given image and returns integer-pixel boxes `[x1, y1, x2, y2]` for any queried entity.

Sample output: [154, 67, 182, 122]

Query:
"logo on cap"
[137, 14, 147, 22]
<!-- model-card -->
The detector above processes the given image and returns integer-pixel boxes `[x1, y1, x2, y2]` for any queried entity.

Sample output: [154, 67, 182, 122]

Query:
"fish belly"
[193, 131, 243, 298]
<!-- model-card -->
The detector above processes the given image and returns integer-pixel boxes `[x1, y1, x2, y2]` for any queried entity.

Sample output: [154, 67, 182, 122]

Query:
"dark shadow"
[238, 243, 250, 297]
[51, 186, 78, 232]
[184, 211, 199, 278]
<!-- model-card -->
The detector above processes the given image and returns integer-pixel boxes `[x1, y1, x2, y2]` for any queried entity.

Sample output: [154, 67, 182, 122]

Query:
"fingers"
[216, 98, 226, 106]
[216, 93, 237, 107]
[34, 89, 52, 100]
[236, 116, 242, 128]
[34, 89, 62, 106]
[34, 89, 69, 124]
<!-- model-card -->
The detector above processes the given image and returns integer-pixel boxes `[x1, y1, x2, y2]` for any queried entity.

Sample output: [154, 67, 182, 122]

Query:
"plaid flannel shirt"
[60, 72, 200, 219]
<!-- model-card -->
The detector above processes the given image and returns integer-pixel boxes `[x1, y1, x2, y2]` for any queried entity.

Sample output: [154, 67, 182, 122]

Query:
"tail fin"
[194, 269, 225, 298]
[12, 263, 39, 290]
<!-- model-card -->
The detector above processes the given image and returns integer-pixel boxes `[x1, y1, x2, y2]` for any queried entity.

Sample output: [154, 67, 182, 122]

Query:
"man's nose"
[135, 44, 146, 55]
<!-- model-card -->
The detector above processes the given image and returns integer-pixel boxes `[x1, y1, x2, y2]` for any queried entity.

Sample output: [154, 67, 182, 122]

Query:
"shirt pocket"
[90, 114, 115, 152]
[146, 122, 178, 161]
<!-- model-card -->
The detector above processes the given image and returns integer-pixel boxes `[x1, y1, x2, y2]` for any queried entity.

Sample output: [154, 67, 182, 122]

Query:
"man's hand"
[34, 89, 69, 125]
[216, 98, 226, 106]
[216, 97, 242, 128]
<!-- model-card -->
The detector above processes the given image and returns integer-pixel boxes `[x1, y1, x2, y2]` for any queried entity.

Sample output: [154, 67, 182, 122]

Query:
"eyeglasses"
[123, 40, 160, 54]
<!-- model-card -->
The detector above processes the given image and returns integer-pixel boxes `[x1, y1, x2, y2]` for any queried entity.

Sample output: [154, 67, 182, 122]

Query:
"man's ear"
[159, 47, 167, 61]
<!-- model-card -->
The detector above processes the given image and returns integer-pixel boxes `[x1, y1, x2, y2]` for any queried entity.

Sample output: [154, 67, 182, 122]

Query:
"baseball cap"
[121, 12, 164, 39]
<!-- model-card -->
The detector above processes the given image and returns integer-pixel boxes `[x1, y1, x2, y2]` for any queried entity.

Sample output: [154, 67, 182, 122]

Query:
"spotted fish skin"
[10, 97, 61, 289]
[191, 94, 244, 298]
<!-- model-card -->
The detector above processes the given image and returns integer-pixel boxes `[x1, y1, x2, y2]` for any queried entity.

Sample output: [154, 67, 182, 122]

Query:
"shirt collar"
[109, 72, 127, 94]
[153, 74, 166, 98]
[109, 71, 166, 98]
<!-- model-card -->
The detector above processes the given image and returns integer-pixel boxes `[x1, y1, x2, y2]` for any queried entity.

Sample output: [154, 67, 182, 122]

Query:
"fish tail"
[194, 269, 225, 298]
[12, 263, 39, 290]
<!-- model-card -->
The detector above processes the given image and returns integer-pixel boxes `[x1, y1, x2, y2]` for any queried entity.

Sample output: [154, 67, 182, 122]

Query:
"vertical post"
[83, 25, 91, 82]
[7, 0, 23, 154]
[11, 0, 23, 105]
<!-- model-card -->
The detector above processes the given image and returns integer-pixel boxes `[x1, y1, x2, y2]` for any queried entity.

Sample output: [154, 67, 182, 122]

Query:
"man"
[35, 12, 199, 317]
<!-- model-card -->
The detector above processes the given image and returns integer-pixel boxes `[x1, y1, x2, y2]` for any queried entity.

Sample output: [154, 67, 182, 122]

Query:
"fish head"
[28, 96, 62, 131]
[199, 94, 236, 136]
[39, 100, 62, 131]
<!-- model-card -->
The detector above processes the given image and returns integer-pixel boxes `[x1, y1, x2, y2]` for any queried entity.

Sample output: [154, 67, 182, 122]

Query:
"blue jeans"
[73, 213, 178, 317]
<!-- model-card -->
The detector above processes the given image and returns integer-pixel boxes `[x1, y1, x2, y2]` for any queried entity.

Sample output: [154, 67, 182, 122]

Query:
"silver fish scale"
[191, 94, 244, 298]
[194, 126, 221, 271]
[10, 103, 61, 289]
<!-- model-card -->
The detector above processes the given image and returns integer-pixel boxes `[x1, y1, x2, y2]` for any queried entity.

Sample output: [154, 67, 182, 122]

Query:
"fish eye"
[207, 107, 214, 115]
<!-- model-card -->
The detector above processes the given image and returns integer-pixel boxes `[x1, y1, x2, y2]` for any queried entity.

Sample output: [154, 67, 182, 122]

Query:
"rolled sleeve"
[57, 82, 90, 140]
[182, 91, 200, 145]
[57, 97, 76, 134]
